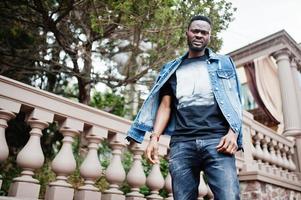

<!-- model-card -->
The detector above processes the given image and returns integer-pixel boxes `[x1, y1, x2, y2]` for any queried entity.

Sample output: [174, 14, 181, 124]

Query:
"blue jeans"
[169, 138, 240, 200]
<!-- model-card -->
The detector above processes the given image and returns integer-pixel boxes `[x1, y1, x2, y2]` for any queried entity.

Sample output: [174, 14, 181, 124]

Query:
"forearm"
[146, 96, 171, 164]
[152, 98, 171, 137]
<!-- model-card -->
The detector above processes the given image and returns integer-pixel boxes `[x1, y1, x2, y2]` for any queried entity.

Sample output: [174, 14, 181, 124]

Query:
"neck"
[188, 49, 206, 58]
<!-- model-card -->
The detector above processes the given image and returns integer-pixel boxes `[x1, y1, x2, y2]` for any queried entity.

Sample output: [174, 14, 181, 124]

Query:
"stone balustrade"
[0, 75, 300, 200]
[240, 111, 301, 192]
[0, 75, 212, 200]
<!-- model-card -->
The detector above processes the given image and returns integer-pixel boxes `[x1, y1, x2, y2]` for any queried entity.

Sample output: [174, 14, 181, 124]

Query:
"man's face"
[186, 20, 211, 52]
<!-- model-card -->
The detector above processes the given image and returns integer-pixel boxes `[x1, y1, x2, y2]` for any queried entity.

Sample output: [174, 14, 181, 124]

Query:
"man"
[127, 15, 242, 200]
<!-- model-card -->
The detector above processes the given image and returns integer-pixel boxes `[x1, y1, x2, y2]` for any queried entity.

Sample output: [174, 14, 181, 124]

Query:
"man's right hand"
[145, 137, 159, 164]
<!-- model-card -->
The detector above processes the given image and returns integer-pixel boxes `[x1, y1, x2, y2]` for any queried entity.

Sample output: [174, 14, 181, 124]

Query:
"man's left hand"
[216, 129, 238, 154]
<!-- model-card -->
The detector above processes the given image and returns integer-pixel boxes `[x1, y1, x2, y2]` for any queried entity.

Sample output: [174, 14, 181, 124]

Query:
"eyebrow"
[190, 28, 210, 33]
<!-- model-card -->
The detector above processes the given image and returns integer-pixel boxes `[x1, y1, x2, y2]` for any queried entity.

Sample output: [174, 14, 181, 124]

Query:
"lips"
[192, 41, 203, 46]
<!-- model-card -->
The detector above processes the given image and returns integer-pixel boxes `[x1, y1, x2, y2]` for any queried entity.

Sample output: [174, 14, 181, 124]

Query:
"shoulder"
[216, 54, 236, 68]
[159, 57, 180, 72]
[214, 53, 230, 60]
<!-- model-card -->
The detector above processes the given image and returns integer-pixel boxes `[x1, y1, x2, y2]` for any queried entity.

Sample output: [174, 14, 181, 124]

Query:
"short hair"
[188, 15, 212, 29]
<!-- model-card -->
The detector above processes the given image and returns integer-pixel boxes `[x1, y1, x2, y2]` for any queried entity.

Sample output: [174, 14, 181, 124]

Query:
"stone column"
[291, 60, 301, 127]
[8, 108, 53, 199]
[75, 126, 107, 200]
[163, 150, 173, 200]
[164, 172, 173, 200]
[272, 49, 301, 136]
[75, 134, 103, 200]
[146, 162, 165, 200]
[102, 132, 126, 200]
[241, 111, 257, 172]
[0, 109, 16, 189]
[45, 118, 83, 200]
[126, 142, 147, 200]
[0, 98, 21, 190]
[291, 59, 301, 173]
[273, 50, 301, 175]
[0, 110, 15, 162]
[145, 135, 169, 200]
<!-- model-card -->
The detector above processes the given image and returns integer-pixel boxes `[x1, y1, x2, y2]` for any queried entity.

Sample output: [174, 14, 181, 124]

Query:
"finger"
[217, 139, 229, 152]
[146, 148, 151, 161]
[153, 149, 159, 164]
[216, 137, 225, 149]
[225, 142, 234, 153]
[230, 145, 238, 154]
[153, 145, 159, 161]
[146, 147, 155, 164]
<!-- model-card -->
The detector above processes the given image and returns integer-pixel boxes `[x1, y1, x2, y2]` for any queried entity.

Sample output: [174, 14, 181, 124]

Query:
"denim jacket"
[126, 48, 243, 149]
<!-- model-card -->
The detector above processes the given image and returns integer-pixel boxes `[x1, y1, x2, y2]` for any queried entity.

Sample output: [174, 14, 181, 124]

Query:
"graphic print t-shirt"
[160, 55, 229, 143]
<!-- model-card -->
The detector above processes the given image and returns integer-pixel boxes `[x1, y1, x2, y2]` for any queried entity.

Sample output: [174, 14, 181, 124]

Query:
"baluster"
[275, 142, 282, 167]
[75, 135, 103, 200]
[0, 110, 16, 162]
[288, 147, 298, 182]
[0, 98, 21, 161]
[242, 126, 257, 171]
[126, 142, 146, 200]
[268, 139, 278, 175]
[0, 109, 16, 189]
[283, 145, 291, 170]
[146, 162, 165, 200]
[164, 172, 173, 200]
[250, 129, 257, 158]
[275, 142, 284, 177]
[282, 145, 290, 179]
[198, 172, 208, 200]
[288, 147, 296, 171]
[261, 136, 271, 173]
[253, 132, 264, 170]
[8, 119, 49, 199]
[102, 133, 126, 200]
[278, 143, 287, 177]
[45, 127, 80, 200]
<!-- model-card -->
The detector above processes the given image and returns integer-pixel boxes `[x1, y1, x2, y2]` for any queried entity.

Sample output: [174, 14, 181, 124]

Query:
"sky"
[219, 0, 301, 54]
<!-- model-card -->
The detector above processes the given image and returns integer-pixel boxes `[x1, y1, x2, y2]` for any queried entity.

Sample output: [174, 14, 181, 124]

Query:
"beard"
[187, 39, 207, 52]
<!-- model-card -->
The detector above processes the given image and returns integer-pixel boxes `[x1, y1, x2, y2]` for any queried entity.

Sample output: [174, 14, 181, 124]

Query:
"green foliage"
[33, 159, 56, 197]
[90, 90, 127, 117]
[1, 0, 236, 106]
[0, 156, 22, 196]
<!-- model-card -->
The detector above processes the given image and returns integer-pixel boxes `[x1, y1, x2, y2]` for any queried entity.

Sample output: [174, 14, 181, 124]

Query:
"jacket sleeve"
[228, 56, 243, 138]
[228, 56, 242, 104]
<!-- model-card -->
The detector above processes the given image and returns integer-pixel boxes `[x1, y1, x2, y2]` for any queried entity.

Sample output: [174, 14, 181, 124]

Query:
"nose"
[195, 32, 203, 38]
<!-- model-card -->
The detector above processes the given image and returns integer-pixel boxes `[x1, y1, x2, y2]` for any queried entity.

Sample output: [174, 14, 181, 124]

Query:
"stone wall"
[240, 181, 301, 200]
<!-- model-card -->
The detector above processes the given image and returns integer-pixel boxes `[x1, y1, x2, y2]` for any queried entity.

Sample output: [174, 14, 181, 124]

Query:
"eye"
[200, 30, 209, 35]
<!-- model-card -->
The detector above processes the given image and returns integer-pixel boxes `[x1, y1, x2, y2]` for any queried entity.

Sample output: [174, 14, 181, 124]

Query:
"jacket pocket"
[216, 69, 235, 79]
[216, 69, 236, 90]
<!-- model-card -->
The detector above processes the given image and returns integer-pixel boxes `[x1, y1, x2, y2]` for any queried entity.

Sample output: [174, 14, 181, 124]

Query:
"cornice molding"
[227, 30, 301, 68]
